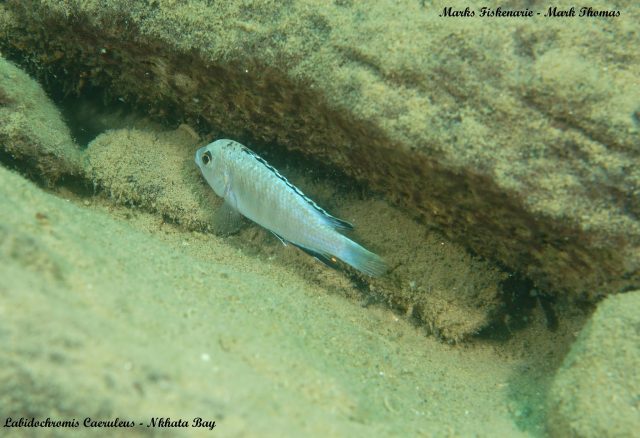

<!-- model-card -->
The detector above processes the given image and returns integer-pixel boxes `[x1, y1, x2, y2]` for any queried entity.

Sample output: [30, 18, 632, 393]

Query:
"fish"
[195, 139, 386, 276]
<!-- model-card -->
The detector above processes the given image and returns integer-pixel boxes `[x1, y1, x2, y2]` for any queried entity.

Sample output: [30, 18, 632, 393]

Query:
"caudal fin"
[339, 238, 387, 277]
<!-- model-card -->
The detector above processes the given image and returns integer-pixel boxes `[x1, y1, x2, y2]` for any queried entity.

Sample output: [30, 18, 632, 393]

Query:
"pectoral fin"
[212, 199, 245, 235]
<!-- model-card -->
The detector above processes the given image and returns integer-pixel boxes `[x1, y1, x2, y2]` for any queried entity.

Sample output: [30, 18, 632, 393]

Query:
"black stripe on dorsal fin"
[240, 146, 354, 231]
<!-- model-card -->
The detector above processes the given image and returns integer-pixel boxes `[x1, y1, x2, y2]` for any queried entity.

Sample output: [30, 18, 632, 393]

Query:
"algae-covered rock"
[1, 0, 637, 300]
[0, 56, 82, 182]
[547, 291, 640, 437]
[86, 127, 216, 230]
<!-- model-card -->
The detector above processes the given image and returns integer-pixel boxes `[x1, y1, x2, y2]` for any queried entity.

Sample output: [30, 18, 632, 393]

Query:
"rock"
[2, 1, 637, 331]
[86, 127, 216, 230]
[547, 291, 640, 437]
[2, 1, 636, 299]
[0, 51, 505, 340]
[0, 56, 82, 182]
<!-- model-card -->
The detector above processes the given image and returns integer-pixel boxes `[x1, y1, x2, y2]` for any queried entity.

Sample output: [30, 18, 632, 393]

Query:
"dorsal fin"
[240, 147, 354, 231]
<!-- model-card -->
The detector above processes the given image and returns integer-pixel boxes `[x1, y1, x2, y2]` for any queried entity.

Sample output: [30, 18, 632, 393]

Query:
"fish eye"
[202, 151, 212, 165]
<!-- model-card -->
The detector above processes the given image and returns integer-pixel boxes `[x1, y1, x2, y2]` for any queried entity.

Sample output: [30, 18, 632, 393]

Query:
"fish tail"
[338, 237, 387, 277]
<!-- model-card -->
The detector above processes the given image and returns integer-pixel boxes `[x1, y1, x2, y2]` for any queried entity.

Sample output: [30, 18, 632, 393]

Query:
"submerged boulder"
[0, 56, 82, 182]
[547, 290, 640, 437]
[0, 1, 638, 313]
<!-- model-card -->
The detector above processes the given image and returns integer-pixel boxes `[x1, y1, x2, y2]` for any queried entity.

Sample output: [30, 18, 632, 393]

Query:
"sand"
[1, 165, 564, 436]
[0, 68, 583, 432]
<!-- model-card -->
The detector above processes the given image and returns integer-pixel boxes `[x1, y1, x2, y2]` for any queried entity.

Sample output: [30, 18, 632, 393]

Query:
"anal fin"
[293, 244, 341, 271]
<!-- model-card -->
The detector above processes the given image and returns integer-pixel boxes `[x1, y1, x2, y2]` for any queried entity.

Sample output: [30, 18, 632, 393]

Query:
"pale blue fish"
[195, 139, 386, 276]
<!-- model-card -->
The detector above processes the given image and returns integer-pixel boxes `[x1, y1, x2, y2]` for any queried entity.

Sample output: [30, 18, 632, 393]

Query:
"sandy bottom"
[0, 164, 585, 437]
